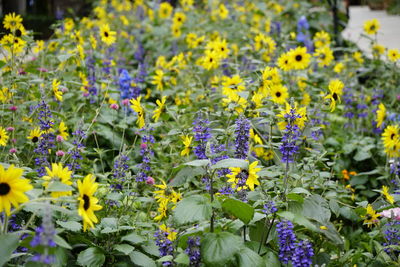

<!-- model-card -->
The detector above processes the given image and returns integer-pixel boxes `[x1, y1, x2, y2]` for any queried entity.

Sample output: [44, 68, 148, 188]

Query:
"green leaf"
[302, 195, 331, 223]
[56, 220, 81, 232]
[222, 198, 254, 224]
[121, 232, 145, 245]
[277, 211, 318, 231]
[354, 149, 371, 161]
[129, 251, 156, 267]
[173, 195, 212, 225]
[184, 159, 210, 167]
[47, 181, 73, 192]
[114, 244, 135, 255]
[169, 166, 205, 186]
[0, 60, 6, 68]
[175, 253, 190, 265]
[236, 247, 263, 267]
[77, 247, 105, 267]
[211, 158, 248, 170]
[286, 193, 304, 203]
[201, 232, 242, 266]
[54, 235, 72, 249]
[0, 233, 20, 266]
[263, 251, 280, 266]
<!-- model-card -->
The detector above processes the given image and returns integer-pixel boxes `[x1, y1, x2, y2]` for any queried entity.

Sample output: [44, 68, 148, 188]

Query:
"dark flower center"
[370, 25, 375, 30]
[104, 31, 109, 37]
[391, 133, 395, 140]
[15, 29, 22, 37]
[332, 93, 338, 101]
[209, 58, 213, 62]
[295, 55, 302, 62]
[32, 136, 39, 143]
[83, 194, 90, 210]
[276, 92, 281, 97]
[0, 183, 11, 196]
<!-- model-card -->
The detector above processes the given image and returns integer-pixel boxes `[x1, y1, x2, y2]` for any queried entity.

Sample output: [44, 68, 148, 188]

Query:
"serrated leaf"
[129, 251, 156, 267]
[54, 235, 72, 249]
[77, 247, 105, 267]
[121, 232, 145, 245]
[169, 166, 205, 186]
[201, 232, 242, 266]
[56, 221, 81, 232]
[184, 159, 210, 167]
[173, 195, 212, 225]
[222, 198, 254, 224]
[0, 233, 20, 266]
[211, 158, 248, 170]
[114, 244, 135, 255]
[47, 181, 73, 192]
[236, 247, 263, 267]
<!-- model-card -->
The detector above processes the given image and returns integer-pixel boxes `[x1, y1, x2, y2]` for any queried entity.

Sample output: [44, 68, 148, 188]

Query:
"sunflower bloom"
[375, 103, 386, 128]
[27, 127, 42, 143]
[324, 79, 344, 112]
[180, 135, 193, 156]
[3, 13, 23, 31]
[130, 97, 145, 128]
[363, 204, 380, 228]
[0, 127, 9, 146]
[0, 165, 33, 215]
[99, 24, 116, 46]
[77, 174, 102, 231]
[43, 163, 73, 198]
[152, 96, 166, 122]
[382, 186, 394, 205]
[364, 19, 380, 35]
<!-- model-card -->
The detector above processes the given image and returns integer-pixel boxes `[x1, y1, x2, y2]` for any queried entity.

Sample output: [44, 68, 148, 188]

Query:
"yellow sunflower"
[99, 24, 116, 46]
[375, 103, 386, 128]
[364, 19, 380, 35]
[42, 163, 73, 198]
[58, 121, 69, 140]
[3, 13, 23, 31]
[270, 84, 289, 105]
[313, 31, 331, 48]
[130, 96, 145, 128]
[77, 174, 102, 231]
[152, 96, 166, 122]
[277, 52, 292, 71]
[52, 79, 62, 102]
[324, 79, 344, 112]
[0, 127, 9, 146]
[180, 135, 192, 156]
[152, 69, 165, 91]
[226, 161, 261, 191]
[382, 186, 394, 205]
[159, 2, 173, 19]
[382, 125, 400, 158]
[363, 204, 380, 228]
[27, 127, 42, 143]
[288, 47, 311, 70]
[0, 165, 33, 215]
[387, 49, 400, 62]
[314, 46, 334, 67]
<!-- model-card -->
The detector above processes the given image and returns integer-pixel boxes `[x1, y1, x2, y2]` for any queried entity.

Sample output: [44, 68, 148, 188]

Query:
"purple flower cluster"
[185, 237, 201, 267]
[34, 101, 55, 176]
[210, 144, 230, 177]
[192, 113, 212, 159]
[111, 154, 130, 191]
[296, 16, 312, 51]
[276, 220, 297, 264]
[67, 129, 86, 171]
[154, 230, 174, 266]
[292, 240, 314, 267]
[234, 116, 250, 159]
[383, 221, 400, 256]
[30, 209, 56, 264]
[280, 108, 302, 163]
[263, 201, 278, 215]
[136, 131, 155, 182]
[86, 56, 97, 100]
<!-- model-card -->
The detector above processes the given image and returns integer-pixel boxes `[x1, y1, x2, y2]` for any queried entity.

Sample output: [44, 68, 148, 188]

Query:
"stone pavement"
[341, 5, 400, 54]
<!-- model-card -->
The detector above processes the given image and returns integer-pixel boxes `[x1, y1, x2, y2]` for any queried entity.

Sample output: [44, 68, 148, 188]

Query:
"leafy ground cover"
[0, 1, 400, 266]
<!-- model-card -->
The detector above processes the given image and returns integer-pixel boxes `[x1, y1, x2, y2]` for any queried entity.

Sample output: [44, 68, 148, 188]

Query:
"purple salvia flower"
[185, 237, 201, 267]
[192, 113, 212, 159]
[292, 240, 314, 267]
[276, 220, 297, 264]
[234, 116, 250, 159]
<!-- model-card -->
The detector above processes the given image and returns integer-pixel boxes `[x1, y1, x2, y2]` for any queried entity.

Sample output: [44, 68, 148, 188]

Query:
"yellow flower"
[27, 127, 42, 143]
[218, 4, 229, 19]
[33, 40, 45, 54]
[324, 79, 344, 112]
[42, 163, 73, 198]
[3, 13, 23, 31]
[52, 79, 62, 101]
[353, 51, 364, 64]
[152, 96, 166, 122]
[363, 204, 380, 228]
[277, 103, 307, 130]
[64, 18, 75, 32]
[364, 19, 380, 35]
[171, 23, 182, 38]
[288, 47, 311, 70]
[372, 43, 385, 57]
[320, 226, 328, 230]
[130, 96, 145, 128]
[313, 31, 331, 48]
[222, 75, 245, 96]
[201, 50, 220, 70]
[226, 161, 261, 191]
[314, 46, 334, 67]
[0, 127, 9, 146]
[99, 24, 116, 46]
[152, 69, 164, 90]
[159, 224, 177, 241]
[159, 2, 173, 19]
[0, 164, 33, 215]
[333, 62, 344, 73]
[180, 135, 193, 156]
[270, 84, 288, 105]
[375, 103, 386, 128]
[0, 87, 12, 103]
[382, 186, 394, 205]
[173, 12, 186, 26]
[58, 121, 69, 140]
[154, 199, 168, 221]
[77, 174, 102, 231]
[277, 52, 292, 71]
[387, 49, 400, 62]
[382, 125, 400, 158]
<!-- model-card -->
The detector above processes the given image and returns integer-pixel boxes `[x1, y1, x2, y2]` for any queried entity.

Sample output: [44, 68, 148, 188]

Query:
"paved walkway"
[342, 6, 400, 53]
